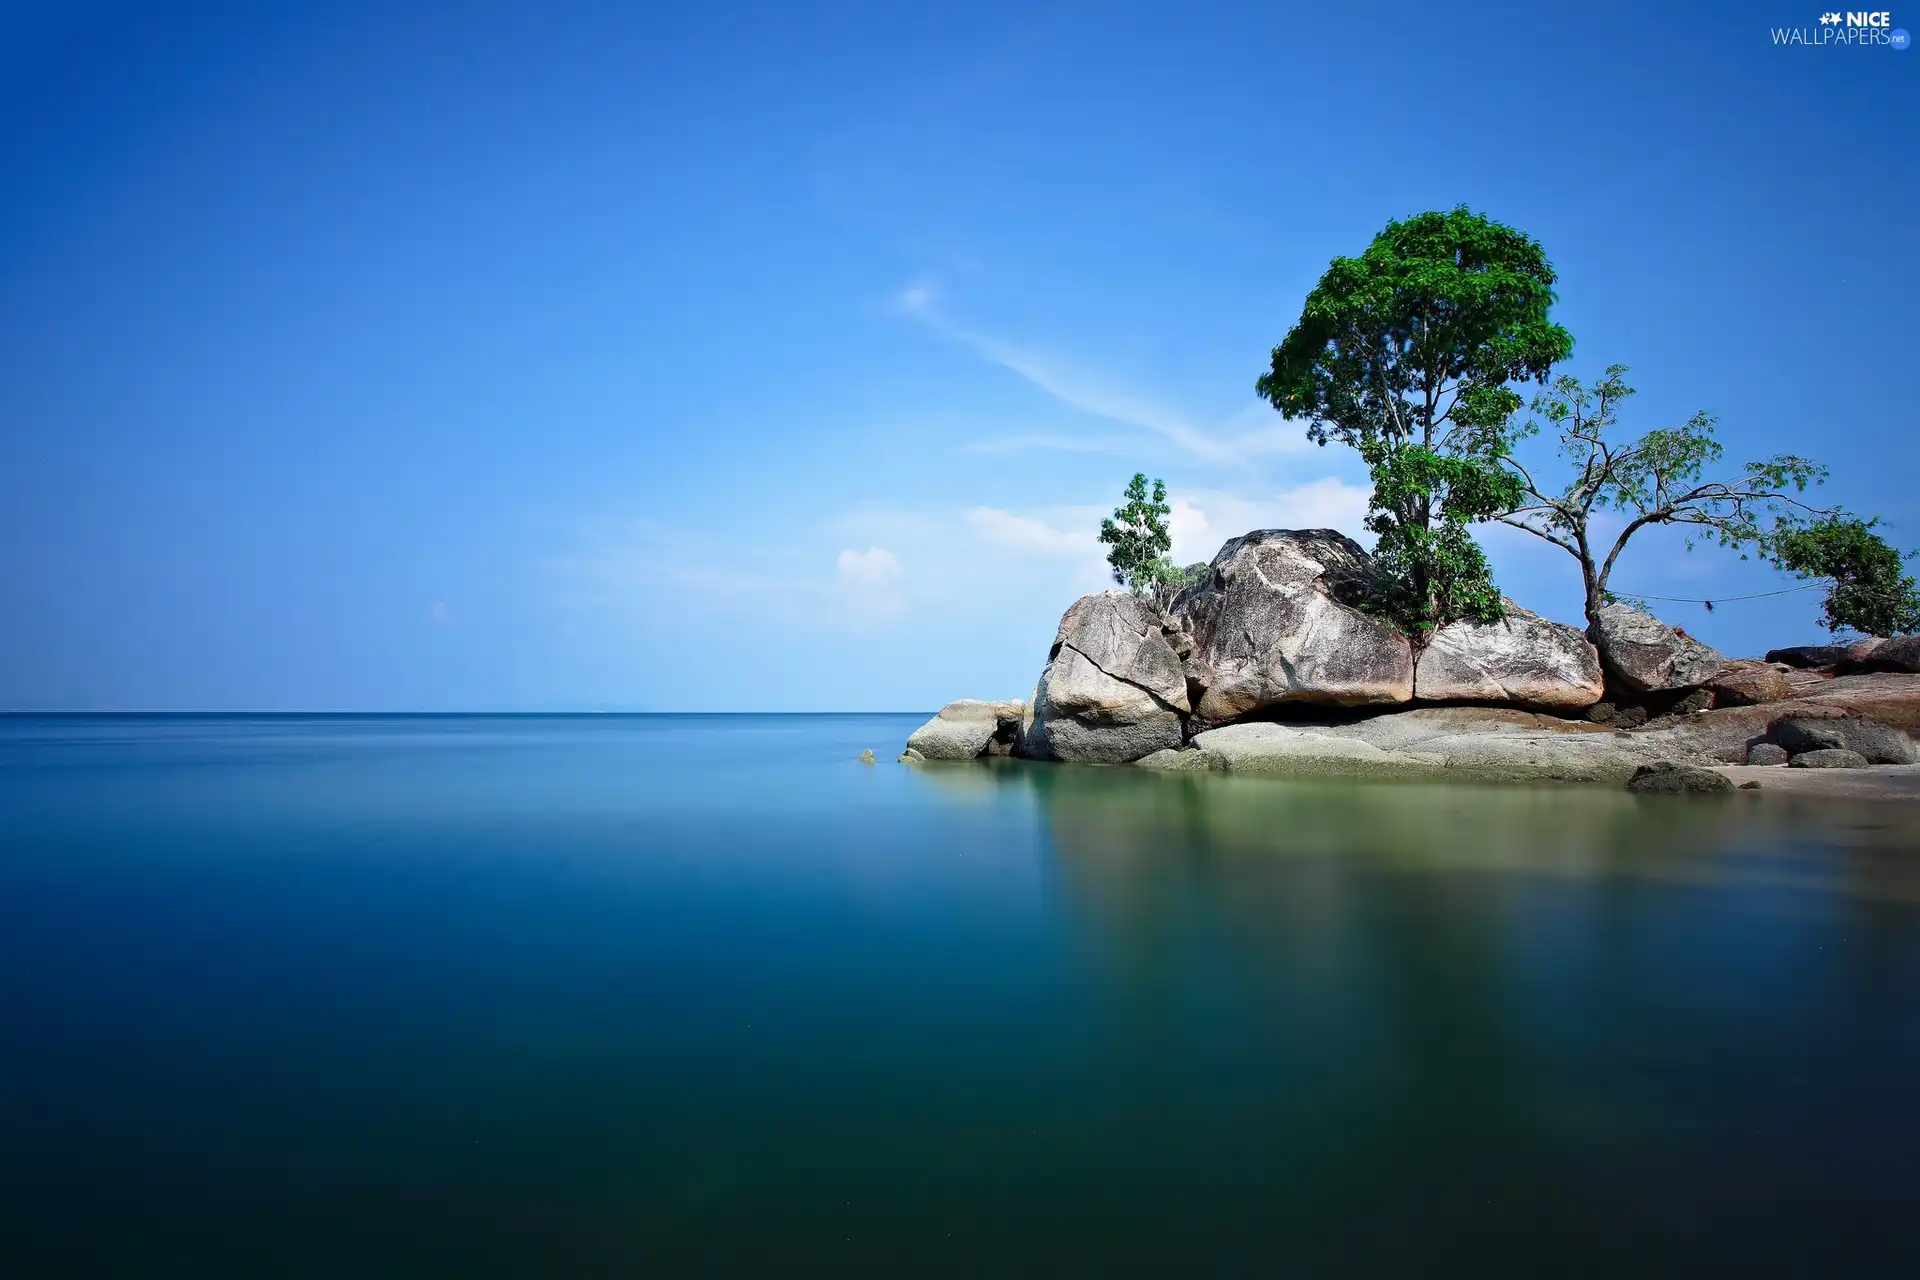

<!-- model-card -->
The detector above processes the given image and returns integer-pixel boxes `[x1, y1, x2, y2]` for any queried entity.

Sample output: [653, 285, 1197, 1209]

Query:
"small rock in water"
[1626, 760, 1735, 794]
[1788, 748, 1870, 769]
[1746, 742, 1789, 767]
[859, 749, 875, 764]
[1740, 780, 1763, 790]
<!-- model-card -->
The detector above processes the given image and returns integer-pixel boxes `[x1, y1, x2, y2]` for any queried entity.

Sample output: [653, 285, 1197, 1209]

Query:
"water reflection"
[915, 760, 1920, 902]
[912, 761, 1920, 1268]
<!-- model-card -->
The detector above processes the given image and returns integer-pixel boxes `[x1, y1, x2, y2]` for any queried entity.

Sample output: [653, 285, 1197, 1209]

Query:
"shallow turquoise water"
[2, 714, 1917, 1275]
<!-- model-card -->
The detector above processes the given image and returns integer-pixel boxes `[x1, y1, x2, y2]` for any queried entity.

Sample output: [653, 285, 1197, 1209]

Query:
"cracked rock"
[1172, 529, 1414, 723]
[1016, 592, 1188, 763]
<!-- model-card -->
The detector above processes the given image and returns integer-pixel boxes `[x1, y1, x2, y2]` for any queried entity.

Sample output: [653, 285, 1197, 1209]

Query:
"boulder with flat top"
[1414, 603, 1605, 712]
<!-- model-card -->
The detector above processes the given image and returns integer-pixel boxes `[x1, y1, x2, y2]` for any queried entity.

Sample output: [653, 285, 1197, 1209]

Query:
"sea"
[2, 713, 1917, 1275]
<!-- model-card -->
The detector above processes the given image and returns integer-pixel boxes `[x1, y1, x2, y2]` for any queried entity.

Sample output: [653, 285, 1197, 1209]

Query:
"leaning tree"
[1481, 364, 1830, 639]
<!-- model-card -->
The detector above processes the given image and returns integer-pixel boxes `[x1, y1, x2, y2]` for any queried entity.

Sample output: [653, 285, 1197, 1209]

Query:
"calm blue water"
[3, 714, 1918, 1275]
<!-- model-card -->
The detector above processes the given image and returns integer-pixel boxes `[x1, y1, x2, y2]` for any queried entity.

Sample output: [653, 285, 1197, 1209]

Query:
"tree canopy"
[1099, 473, 1174, 594]
[1257, 206, 1571, 636]
[1773, 515, 1920, 638]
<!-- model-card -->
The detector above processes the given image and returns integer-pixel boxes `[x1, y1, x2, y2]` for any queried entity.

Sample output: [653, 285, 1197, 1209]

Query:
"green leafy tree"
[1363, 445, 1524, 633]
[1099, 474, 1174, 600]
[1488, 365, 1830, 639]
[1257, 206, 1572, 635]
[1773, 515, 1920, 637]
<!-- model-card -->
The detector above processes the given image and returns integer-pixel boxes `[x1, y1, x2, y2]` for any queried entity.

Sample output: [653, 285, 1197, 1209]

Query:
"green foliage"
[1257, 207, 1570, 634]
[1361, 445, 1525, 634]
[1147, 560, 1212, 616]
[1772, 515, 1920, 637]
[1491, 365, 1830, 632]
[1098, 474, 1174, 599]
[1258, 205, 1573, 453]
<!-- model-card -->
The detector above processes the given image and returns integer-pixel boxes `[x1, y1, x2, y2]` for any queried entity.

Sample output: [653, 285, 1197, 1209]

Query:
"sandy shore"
[1712, 763, 1920, 801]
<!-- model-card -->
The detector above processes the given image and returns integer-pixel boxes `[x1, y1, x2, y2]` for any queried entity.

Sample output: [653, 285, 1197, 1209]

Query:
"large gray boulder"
[1018, 592, 1188, 764]
[1769, 715, 1916, 764]
[1706, 660, 1793, 707]
[1414, 604, 1605, 712]
[904, 699, 1026, 760]
[1174, 530, 1413, 723]
[1594, 604, 1725, 693]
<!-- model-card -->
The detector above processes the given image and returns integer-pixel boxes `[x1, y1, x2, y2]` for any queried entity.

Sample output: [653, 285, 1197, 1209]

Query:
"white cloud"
[833, 546, 906, 623]
[836, 546, 903, 586]
[965, 507, 1097, 556]
[1168, 480, 1373, 564]
[893, 281, 1311, 466]
[1167, 500, 1212, 566]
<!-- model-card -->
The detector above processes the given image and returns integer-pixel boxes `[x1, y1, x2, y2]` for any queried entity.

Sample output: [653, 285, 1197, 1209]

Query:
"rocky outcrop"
[904, 522, 1920, 789]
[1174, 530, 1413, 722]
[1844, 635, 1920, 674]
[1706, 660, 1793, 707]
[1766, 641, 1877, 669]
[1017, 592, 1187, 764]
[1763, 637, 1919, 676]
[1414, 604, 1604, 712]
[1593, 604, 1724, 693]
[904, 699, 1026, 761]
[1786, 672, 1920, 733]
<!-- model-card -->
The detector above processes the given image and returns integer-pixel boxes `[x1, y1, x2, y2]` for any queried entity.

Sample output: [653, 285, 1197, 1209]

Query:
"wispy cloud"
[833, 546, 908, 621]
[895, 280, 1310, 466]
[954, 433, 1140, 458]
[549, 477, 1370, 647]
[965, 506, 1101, 556]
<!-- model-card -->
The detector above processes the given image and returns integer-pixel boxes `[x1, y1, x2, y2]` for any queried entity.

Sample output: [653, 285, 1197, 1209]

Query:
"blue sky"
[1, 0, 1913, 710]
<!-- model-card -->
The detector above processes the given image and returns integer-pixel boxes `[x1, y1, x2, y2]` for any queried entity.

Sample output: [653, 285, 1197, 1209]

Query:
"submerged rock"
[1626, 761, 1736, 794]
[1789, 748, 1870, 769]
[1135, 746, 1225, 772]
[1594, 604, 1724, 693]
[1414, 604, 1605, 712]
[1174, 530, 1413, 722]
[1019, 592, 1187, 764]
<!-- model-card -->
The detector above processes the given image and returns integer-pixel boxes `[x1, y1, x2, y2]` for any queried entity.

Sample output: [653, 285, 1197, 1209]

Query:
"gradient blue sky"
[2, 0, 1913, 710]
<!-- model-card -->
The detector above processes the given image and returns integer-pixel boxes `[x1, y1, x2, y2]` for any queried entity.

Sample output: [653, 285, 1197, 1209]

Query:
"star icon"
[1820, 11, 1841, 23]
